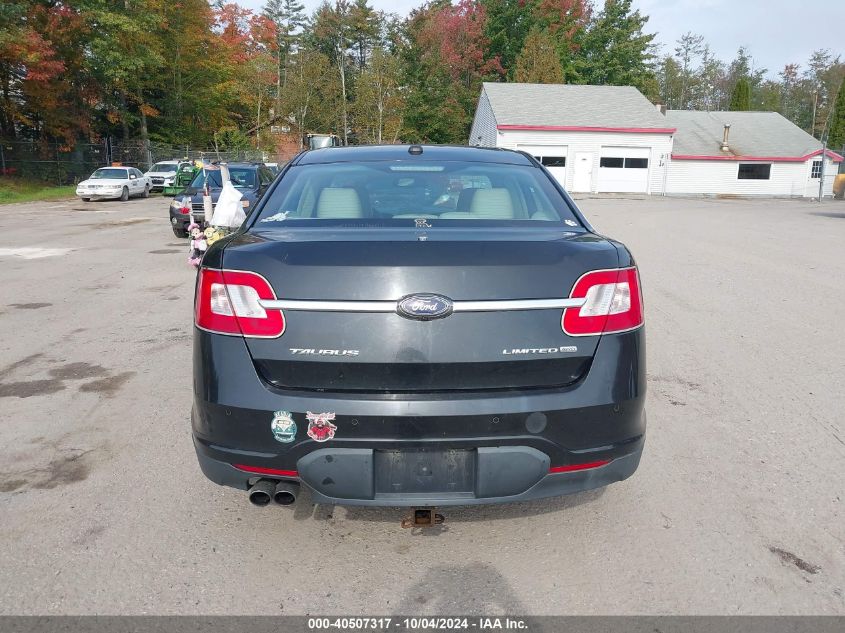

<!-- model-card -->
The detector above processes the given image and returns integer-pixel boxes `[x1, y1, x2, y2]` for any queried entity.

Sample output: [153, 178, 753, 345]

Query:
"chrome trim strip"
[259, 300, 396, 312]
[258, 298, 586, 312]
[453, 298, 585, 311]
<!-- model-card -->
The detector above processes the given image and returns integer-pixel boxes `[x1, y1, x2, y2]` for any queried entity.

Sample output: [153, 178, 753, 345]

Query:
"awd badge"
[270, 411, 297, 443]
[306, 411, 337, 442]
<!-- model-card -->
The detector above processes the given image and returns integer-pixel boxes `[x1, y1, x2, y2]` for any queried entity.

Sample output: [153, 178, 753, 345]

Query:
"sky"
[238, 0, 845, 77]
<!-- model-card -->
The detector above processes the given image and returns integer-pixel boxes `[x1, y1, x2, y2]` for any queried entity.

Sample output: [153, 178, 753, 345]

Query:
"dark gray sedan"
[191, 145, 646, 509]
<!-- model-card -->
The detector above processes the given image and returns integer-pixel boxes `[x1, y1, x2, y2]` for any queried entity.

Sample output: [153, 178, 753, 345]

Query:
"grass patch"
[0, 178, 76, 205]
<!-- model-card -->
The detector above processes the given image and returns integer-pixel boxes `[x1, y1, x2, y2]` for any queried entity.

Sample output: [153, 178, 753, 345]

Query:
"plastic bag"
[212, 181, 246, 228]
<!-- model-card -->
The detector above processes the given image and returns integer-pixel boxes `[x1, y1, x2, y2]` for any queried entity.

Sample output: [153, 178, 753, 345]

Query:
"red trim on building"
[496, 124, 677, 134]
[672, 149, 843, 163]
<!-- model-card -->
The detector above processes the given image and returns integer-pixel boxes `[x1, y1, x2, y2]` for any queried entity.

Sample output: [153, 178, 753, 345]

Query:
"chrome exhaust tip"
[273, 480, 299, 506]
[248, 479, 275, 506]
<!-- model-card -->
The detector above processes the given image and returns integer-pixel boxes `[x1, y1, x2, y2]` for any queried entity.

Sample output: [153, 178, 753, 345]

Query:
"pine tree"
[514, 27, 564, 84]
[264, 0, 306, 101]
[348, 0, 381, 70]
[481, 0, 535, 78]
[729, 78, 751, 111]
[828, 79, 845, 152]
[579, 0, 656, 95]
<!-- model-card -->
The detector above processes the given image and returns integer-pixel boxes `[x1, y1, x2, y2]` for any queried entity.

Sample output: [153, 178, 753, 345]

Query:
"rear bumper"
[192, 327, 646, 506]
[194, 434, 643, 506]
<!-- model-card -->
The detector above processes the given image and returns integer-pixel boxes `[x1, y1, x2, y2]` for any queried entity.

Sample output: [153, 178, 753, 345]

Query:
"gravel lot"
[0, 193, 843, 615]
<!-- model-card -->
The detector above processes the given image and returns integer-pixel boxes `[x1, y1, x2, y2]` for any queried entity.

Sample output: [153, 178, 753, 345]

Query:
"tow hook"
[401, 507, 445, 529]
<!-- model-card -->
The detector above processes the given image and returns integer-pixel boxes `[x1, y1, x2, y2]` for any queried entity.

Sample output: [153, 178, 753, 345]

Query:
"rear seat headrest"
[470, 188, 514, 219]
[316, 188, 363, 218]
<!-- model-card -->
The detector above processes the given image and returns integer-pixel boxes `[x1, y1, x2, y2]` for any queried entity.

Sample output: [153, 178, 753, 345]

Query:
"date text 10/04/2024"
[307, 618, 529, 630]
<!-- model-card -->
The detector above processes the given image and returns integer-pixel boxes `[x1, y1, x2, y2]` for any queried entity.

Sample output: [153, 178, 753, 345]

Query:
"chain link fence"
[0, 139, 287, 184]
[0, 141, 109, 184]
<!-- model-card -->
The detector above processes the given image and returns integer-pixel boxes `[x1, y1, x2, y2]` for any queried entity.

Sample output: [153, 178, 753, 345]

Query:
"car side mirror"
[130, 174, 136, 179]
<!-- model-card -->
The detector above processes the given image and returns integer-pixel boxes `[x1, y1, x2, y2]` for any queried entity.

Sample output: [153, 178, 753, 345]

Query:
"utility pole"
[817, 101, 835, 202]
[818, 135, 826, 202]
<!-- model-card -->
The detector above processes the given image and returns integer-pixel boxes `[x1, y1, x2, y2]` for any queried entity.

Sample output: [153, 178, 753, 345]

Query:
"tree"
[281, 46, 337, 141]
[514, 27, 563, 83]
[421, 0, 503, 89]
[263, 0, 306, 101]
[657, 55, 682, 109]
[579, 0, 656, 96]
[674, 32, 705, 108]
[348, 0, 381, 69]
[399, 2, 479, 143]
[482, 0, 535, 77]
[779, 63, 805, 127]
[85, 0, 168, 162]
[311, 0, 355, 144]
[729, 77, 751, 111]
[154, 0, 232, 145]
[532, 0, 590, 81]
[803, 50, 844, 138]
[828, 79, 845, 151]
[353, 47, 404, 142]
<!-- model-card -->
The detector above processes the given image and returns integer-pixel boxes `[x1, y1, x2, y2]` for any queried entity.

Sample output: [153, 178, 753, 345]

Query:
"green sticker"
[270, 411, 297, 443]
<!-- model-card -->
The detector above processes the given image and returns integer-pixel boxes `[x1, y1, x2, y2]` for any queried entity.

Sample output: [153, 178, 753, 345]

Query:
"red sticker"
[306, 411, 337, 442]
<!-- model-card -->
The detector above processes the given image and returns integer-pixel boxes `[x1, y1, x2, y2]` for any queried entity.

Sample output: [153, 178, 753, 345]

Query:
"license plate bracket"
[374, 448, 475, 496]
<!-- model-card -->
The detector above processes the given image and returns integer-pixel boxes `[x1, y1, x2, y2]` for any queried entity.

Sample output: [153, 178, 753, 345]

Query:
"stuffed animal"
[188, 222, 207, 268]
[205, 226, 227, 246]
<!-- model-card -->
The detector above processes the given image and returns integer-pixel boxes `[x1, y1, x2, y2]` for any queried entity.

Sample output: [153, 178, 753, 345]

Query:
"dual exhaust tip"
[248, 479, 298, 507]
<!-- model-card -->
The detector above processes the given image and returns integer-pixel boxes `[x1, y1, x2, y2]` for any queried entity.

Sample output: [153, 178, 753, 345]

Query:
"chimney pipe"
[721, 124, 731, 151]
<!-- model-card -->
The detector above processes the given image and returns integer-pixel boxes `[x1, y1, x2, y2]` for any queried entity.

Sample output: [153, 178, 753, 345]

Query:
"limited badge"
[270, 410, 297, 443]
[306, 411, 337, 442]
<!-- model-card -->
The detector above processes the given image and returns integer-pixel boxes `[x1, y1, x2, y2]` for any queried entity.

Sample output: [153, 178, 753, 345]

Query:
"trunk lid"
[222, 228, 618, 393]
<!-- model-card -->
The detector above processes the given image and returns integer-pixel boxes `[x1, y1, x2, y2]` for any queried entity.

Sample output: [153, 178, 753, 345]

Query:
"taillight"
[195, 268, 285, 338]
[562, 267, 643, 336]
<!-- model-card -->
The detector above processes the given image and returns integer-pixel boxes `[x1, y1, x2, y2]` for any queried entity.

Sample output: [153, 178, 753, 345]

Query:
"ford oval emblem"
[397, 294, 454, 321]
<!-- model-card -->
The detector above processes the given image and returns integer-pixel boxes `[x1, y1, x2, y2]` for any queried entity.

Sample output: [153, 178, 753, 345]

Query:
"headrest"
[316, 188, 363, 218]
[456, 188, 477, 212]
[470, 188, 514, 219]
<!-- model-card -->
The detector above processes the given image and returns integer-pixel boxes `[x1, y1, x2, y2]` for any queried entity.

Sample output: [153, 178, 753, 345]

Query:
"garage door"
[598, 147, 650, 193]
[517, 145, 567, 188]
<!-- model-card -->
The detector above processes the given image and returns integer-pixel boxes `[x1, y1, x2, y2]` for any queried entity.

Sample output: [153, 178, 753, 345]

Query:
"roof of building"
[665, 110, 842, 161]
[480, 82, 675, 133]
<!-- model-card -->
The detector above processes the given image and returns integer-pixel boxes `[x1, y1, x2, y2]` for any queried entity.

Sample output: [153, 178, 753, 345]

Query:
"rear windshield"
[190, 168, 256, 189]
[254, 161, 581, 226]
[150, 163, 178, 172]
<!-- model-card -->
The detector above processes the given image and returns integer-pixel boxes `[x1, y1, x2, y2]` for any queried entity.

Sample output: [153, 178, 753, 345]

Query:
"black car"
[169, 162, 276, 237]
[192, 145, 646, 508]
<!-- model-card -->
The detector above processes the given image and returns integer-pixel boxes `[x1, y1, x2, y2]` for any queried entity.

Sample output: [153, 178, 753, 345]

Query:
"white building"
[470, 82, 843, 197]
[470, 82, 675, 194]
[665, 110, 842, 198]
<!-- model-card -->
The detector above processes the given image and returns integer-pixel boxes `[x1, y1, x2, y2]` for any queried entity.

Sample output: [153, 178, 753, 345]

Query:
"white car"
[145, 160, 191, 191]
[76, 167, 150, 202]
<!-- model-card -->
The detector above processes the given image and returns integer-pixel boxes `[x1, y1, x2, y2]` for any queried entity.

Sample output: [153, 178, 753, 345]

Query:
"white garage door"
[517, 145, 568, 188]
[598, 147, 650, 193]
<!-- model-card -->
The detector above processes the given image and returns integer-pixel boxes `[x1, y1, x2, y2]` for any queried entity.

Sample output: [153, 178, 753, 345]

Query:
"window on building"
[600, 157, 648, 169]
[737, 163, 771, 180]
[810, 160, 822, 178]
[540, 156, 566, 167]
[600, 157, 624, 168]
